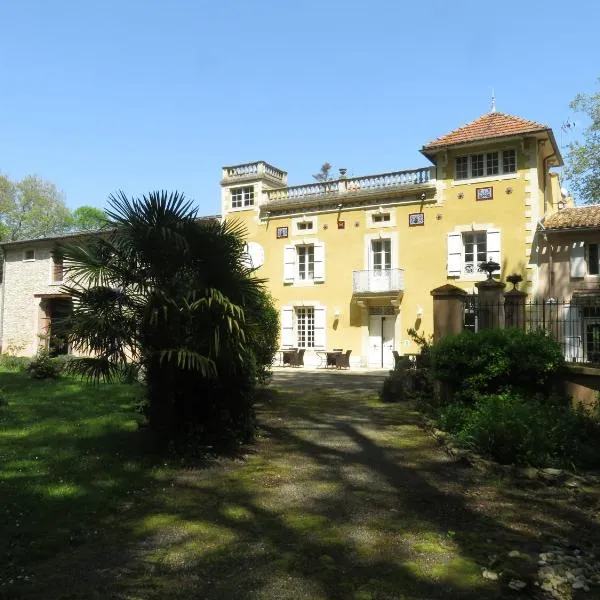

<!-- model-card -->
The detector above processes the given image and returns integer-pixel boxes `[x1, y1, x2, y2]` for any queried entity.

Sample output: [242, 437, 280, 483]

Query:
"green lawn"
[1, 368, 598, 599]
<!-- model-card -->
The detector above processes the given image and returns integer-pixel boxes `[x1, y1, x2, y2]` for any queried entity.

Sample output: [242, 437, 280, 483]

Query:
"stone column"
[475, 279, 506, 330]
[430, 284, 468, 343]
[504, 289, 527, 329]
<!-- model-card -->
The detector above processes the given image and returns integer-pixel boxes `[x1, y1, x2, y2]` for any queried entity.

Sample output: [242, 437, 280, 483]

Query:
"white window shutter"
[283, 245, 296, 283]
[313, 242, 325, 282]
[314, 306, 326, 349]
[570, 241, 586, 278]
[564, 305, 582, 362]
[486, 229, 501, 264]
[281, 306, 294, 348]
[447, 232, 462, 276]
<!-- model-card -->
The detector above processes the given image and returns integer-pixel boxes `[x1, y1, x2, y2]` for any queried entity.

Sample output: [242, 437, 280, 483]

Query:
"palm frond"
[158, 349, 216, 377]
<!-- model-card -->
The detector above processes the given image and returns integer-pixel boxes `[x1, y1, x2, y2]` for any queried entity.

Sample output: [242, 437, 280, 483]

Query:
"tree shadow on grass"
[3, 374, 598, 599]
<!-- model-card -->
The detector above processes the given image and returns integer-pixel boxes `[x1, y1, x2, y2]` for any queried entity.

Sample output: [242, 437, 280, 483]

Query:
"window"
[296, 307, 315, 348]
[589, 244, 600, 275]
[231, 185, 254, 208]
[455, 150, 517, 180]
[297, 221, 313, 231]
[503, 149, 516, 174]
[571, 242, 600, 278]
[447, 229, 500, 278]
[455, 156, 468, 180]
[23, 249, 35, 261]
[372, 213, 391, 223]
[283, 241, 325, 283]
[371, 239, 391, 271]
[52, 256, 64, 283]
[471, 154, 484, 178]
[297, 245, 314, 280]
[462, 232, 487, 274]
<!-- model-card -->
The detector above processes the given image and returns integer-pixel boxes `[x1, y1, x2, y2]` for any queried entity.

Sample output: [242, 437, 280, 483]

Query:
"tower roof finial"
[491, 88, 496, 113]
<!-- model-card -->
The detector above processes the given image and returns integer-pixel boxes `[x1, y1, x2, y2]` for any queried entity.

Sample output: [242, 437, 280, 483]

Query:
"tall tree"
[0, 174, 72, 240]
[312, 162, 333, 182]
[58, 191, 278, 449]
[71, 205, 107, 231]
[565, 82, 600, 204]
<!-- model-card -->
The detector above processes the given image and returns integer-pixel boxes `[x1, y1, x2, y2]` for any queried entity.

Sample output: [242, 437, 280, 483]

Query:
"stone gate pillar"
[475, 279, 506, 330]
[430, 284, 468, 343]
[504, 289, 527, 329]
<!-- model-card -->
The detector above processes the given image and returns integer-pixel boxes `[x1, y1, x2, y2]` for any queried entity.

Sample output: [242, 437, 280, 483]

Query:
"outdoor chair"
[392, 350, 401, 369]
[290, 348, 305, 367]
[326, 351, 340, 368]
[282, 349, 297, 366]
[335, 349, 351, 369]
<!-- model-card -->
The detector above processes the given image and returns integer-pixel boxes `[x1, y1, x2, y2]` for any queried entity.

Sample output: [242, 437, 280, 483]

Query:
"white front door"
[368, 314, 395, 367]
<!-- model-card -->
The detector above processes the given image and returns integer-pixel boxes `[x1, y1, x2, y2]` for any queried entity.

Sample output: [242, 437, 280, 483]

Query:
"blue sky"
[0, 0, 597, 213]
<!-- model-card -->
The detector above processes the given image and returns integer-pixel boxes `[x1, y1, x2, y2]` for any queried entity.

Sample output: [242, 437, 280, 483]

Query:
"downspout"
[542, 151, 558, 214]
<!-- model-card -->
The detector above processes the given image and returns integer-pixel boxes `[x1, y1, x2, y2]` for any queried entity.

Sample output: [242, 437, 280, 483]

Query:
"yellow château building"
[220, 111, 566, 367]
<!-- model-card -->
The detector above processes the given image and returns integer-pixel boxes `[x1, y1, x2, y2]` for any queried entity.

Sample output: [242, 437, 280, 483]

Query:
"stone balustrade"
[265, 167, 434, 203]
[353, 269, 405, 294]
[221, 161, 287, 184]
[267, 181, 340, 202]
[345, 167, 434, 193]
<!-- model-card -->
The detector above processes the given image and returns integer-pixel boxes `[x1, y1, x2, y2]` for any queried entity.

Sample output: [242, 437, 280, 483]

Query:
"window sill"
[449, 274, 488, 282]
[452, 172, 518, 187]
[284, 279, 320, 287]
[228, 206, 255, 212]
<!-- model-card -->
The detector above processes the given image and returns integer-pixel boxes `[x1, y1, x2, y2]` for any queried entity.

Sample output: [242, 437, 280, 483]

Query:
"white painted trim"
[366, 206, 396, 229]
[363, 232, 399, 270]
[452, 148, 518, 184]
[451, 172, 519, 187]
[292, 215, 318, 235]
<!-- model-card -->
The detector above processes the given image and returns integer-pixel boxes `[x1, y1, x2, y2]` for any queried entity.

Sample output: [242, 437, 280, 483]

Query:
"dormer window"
[231, 185, 254, 208]
[372, 213, 391, 223]
[297, 221, 313, 231]
[455, 149, 516, 181]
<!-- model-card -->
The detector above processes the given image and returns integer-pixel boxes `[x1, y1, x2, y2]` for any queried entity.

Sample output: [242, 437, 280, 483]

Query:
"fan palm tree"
[58, 191, 275, 447]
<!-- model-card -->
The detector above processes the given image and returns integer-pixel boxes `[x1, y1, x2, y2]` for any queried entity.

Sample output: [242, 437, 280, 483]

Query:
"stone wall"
[1, 242, 64, 356]
[563, 365, 600, 410]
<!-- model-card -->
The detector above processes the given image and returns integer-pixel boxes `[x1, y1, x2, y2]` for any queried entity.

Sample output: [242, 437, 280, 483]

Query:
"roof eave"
[420, 130, 551, 158]
[542, 226, 600, 234]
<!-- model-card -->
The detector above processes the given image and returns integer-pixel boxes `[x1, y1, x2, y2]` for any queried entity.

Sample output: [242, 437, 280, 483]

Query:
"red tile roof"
[421, 112, 549, 153]
[544, 206, 600, 230]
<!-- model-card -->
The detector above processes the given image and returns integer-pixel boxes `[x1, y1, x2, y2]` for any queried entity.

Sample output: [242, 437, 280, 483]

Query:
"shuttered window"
[447, 229, 501, 277]
[52, 256, 64, 283]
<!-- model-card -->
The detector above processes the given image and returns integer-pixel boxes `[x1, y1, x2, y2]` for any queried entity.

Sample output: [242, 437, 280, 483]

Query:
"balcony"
[221, 161, 288, 186]
[353, 269, 405, 296]
[264, 166, 435, 208]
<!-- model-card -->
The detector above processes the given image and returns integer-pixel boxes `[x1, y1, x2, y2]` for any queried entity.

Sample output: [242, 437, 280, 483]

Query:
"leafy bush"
[381, 329, 433, 403]
[430, 328, 564, 404]
[436, 393, 600, 469]
[245, 289, 279, 385]
[27, 349, 62, 379]
[0, 354, 32, 372]
[50, 354, 74, 374]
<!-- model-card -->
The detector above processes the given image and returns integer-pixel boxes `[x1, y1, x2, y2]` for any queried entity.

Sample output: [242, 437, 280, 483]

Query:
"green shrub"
[27, 349, 62, 379]
[49, 354, 74, 374]
[0, 354, 32, 372]
[438, 392, 600, 469]
[430, 328, 564, 404]
[381, 356, 433, 403]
